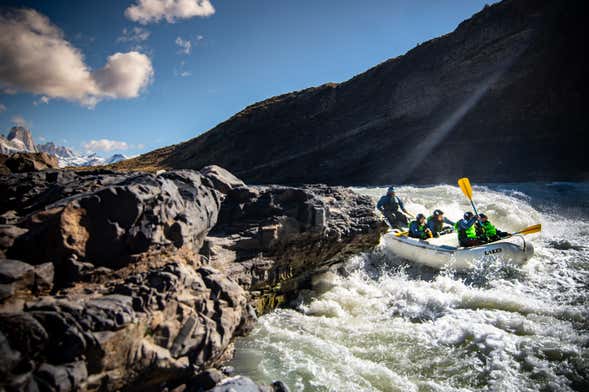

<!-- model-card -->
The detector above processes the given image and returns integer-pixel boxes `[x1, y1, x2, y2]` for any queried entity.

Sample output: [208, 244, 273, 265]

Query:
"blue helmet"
[464, 212, 474, 220]
[387, 186, 395, 193]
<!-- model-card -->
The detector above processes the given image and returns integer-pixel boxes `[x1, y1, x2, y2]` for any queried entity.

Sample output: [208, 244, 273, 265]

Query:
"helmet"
[387, 186, 395, 193]
[479, 213, 487, 219]
[416, 213, 426, 221]
[464, 212, 474, 220]
[433, 209, 444, 216]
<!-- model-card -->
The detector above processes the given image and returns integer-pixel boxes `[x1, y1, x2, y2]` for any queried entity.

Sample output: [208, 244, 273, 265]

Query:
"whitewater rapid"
[230, 183, 589, 391]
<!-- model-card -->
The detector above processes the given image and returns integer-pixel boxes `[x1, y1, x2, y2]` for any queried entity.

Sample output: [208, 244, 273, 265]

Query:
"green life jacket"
[481, 221, 497, 237]
[410, 221, 429, 239]
[454, 220, 477, 240]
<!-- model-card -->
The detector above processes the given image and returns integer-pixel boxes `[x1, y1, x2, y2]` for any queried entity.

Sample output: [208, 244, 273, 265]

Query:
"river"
[230, 183, 589, 391]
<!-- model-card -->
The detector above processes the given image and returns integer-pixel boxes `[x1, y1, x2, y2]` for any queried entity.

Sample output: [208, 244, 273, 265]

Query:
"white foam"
[231, 184, 589, 391]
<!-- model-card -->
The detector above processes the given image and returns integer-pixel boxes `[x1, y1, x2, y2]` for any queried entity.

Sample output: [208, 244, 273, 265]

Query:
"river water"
[230, 183, 589, 391]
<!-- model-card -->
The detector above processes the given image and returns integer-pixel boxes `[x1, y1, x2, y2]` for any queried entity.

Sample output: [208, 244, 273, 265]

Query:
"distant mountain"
[37, 142, 75, 158]
[6, 127, 37, 152]
[1, 127, 37, 154]
[116, 0, 587, 183]
[2, 128, 130, 168]
[106, 154, 129, 164]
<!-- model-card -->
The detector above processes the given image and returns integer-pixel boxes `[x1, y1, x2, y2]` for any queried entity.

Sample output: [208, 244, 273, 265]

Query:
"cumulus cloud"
[125, 0, 215, 24]
[94, 52, 154, 99]
[11, 115, 28, 127]
[0, 103, 6, 113]
[0, 8, 154, 107]
[175, 36, 191, 55]
[83, 139, 129, 152]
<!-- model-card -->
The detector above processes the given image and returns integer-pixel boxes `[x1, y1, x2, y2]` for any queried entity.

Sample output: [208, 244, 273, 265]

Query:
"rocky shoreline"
[0, 165, 385, 391]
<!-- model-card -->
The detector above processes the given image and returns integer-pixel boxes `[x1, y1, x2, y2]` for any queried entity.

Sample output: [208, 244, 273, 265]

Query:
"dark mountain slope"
[117, 0, 587, 184]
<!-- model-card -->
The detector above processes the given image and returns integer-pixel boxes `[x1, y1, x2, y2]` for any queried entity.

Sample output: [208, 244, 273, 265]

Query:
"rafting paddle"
[458, 177, 479, 217]
[510, 224, 542, 236]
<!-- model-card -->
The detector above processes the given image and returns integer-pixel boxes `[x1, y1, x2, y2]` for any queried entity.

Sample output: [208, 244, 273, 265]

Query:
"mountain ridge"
[115, 0, 587, 184]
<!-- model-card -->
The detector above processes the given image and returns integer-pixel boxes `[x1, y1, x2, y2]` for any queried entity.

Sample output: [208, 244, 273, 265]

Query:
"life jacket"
[481, 221, 497, 237]
[427, 216, 443, 233]
[410, 221, 430, 239]
[454, 220, 477, 240]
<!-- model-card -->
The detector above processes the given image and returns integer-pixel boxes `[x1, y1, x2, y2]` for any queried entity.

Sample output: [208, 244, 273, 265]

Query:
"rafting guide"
[376, 186, 412, 229]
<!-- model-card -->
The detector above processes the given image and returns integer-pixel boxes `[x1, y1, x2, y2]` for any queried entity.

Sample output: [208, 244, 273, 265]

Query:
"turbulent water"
[230, 183, 589, 391]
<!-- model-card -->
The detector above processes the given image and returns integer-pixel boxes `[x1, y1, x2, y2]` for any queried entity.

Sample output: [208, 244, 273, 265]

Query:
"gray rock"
[3, 170, 221, 274]
[207, 376, 264, 392]
[201, 165, 246, 194]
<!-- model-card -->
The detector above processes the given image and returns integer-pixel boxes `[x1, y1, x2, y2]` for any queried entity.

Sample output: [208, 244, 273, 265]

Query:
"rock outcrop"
[115, 0, 587, 183]
[0, 152, 59, 173]
[0, 167, 384, 391]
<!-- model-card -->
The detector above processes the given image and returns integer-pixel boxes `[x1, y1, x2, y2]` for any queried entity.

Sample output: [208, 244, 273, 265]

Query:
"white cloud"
[117, 27, 151, 43]
[0, 103, 6, 113]
[33, 96, 50, 106]
[125, 0, 215, 24]
[93, 52, 154, 99]
[175, 36, 191, 55]
[83, 139, 129, 152]
[11, 115, 28, 127]
[0, 8, 154, 107]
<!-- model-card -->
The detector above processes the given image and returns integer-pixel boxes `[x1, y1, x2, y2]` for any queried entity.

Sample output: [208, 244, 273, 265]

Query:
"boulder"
[201, 165, 246, 194]
[4, 152, 58, 173]
[3, 170, 221, 273]
[0, 259, 53, 301]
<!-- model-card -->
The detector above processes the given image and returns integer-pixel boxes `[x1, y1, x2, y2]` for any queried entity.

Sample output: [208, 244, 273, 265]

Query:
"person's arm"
[408, 222, 419, 237]
[444, 217, 455, 226]
[397, 197, 410, 215]
[426, 220, 439, 237]
[467, 217, 478, 228]
[376, 196, 385, 211]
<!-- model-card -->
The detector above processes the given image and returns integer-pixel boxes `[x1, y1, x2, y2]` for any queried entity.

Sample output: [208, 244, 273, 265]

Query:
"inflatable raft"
[383, 232, 534, 270]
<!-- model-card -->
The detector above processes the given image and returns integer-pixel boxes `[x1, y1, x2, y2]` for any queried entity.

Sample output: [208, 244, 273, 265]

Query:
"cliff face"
[117, 0, 587, 184]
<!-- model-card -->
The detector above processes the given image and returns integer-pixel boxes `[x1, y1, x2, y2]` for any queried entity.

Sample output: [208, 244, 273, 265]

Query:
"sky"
[0, 0, 496, 157]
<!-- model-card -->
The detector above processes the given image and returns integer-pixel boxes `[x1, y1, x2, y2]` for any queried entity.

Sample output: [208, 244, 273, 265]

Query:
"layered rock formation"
[116, 0, 587, 184]
[0, 166, 385, 391]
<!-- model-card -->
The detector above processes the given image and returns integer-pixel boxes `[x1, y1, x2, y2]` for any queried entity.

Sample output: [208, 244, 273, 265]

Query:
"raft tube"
[383, 232, 534, 270]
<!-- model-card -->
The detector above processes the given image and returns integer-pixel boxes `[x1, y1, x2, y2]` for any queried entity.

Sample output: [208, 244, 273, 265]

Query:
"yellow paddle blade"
[514, 224, 542, 236]
[457, 177, 473, 200]
[394, 231, 409, 237]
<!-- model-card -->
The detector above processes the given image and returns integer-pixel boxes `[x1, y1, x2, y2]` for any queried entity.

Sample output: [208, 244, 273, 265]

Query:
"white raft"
[383, 232, 534, 270]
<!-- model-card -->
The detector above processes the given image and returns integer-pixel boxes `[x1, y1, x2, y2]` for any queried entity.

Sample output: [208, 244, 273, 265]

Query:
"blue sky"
[0, 0, 495, 156]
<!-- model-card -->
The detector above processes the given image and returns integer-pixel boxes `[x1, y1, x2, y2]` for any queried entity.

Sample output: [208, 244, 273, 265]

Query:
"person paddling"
[409, 214, 433, 239]
[427, 209, 454, 237]
[455, 212, 485, 247]
[478, 213, 509, 242]
[377, 186, 411, 229]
